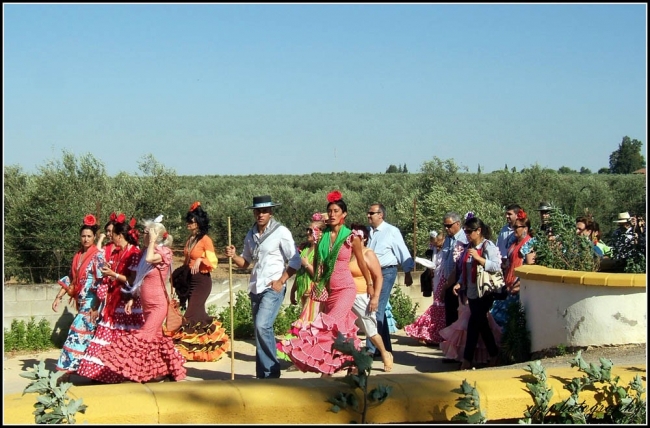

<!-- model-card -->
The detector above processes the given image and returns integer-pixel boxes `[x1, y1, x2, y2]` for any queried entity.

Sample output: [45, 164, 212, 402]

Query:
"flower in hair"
[128, 228, 139, 242]
[163, 231, 169, 239]
[327, 190, 342, 203]
[129, 217, 137, 228]
[464, 211, 475, 221]
[153, 214, 164, 223]
[109, 212, 117, 222]
[190, 201, 201, 212]
[312, 212, 323, 221]
[116, 213, 126, 224]
[516, 210, 527, 220]
[83, 214, 97, 227]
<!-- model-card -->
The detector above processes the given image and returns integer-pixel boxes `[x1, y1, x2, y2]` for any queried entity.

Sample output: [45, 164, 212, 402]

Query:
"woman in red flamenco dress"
[87, 216, 187, 383]
[77, 214, 145, 383]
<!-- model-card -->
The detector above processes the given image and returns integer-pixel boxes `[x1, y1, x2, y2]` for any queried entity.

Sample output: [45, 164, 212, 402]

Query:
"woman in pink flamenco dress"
[278, 191, 373, 377]
[404, 232, 446, 345]
[89, 217, 187, 383]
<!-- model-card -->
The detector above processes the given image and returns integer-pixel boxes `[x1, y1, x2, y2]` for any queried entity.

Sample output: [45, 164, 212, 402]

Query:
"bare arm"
[363, 249, 383, 313]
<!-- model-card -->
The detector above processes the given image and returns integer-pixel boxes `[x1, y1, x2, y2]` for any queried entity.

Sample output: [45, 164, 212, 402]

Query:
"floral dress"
[55, 251, 103, 373]
[490, 238, 535, 327]
[404, 247, 445, 344]
[278, 234, 361, 375]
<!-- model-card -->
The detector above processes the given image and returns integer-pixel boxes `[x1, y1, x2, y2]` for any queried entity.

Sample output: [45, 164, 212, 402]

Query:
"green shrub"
[535, 209, 600, 272]
[274, 303, 301, 336]
[4, 317, 54, 352]
[499, 300, 531, 364]
[20, 360, 87, 424]
[217, 290, 255, 339]
[389, 286, 418, 329]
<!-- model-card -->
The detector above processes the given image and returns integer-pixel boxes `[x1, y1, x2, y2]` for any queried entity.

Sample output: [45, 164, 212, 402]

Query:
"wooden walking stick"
[228, 216, 235, 380]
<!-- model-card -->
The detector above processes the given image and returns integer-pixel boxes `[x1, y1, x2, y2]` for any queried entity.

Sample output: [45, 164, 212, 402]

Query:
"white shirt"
[496, 224, 515, 259]
[241, 224, 302, 294]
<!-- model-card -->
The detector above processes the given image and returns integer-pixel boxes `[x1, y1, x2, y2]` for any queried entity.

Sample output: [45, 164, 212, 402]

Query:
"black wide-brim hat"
[247, 195, 281, 209]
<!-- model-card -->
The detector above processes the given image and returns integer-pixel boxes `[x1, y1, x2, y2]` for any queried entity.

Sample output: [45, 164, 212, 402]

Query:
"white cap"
[429, 230, 438, 238]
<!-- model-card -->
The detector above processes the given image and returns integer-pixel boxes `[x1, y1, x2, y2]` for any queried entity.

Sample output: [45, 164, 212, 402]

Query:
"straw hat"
[613, 212, 631, 223]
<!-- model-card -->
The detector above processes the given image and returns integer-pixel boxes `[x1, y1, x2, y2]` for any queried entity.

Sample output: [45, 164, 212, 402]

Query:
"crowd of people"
[51, 194, 642, 383]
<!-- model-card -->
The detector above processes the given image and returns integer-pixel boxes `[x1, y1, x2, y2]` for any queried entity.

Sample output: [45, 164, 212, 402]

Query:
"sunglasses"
[306, 228, 315, 233]
[463, 229, 477, 234]
[514, 225, 526, 229]
[443, 221, 458, 228]
[367, 211, 381, 216]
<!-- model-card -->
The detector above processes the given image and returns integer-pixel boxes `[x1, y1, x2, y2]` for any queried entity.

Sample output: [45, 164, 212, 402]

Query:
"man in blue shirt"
[367, 203, 414, 357]
[441, 211, 468, 328]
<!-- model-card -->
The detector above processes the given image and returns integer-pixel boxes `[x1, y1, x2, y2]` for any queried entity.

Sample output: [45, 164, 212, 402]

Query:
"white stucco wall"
[519, 274, 647, 352]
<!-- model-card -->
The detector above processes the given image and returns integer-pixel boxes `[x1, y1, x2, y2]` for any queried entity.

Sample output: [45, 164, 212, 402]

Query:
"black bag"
[420, 269, 433, 297]
[171, 265, 192, 309]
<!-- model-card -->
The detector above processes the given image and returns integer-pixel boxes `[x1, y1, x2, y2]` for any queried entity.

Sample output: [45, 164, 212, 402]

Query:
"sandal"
[383, 352, 394, 373]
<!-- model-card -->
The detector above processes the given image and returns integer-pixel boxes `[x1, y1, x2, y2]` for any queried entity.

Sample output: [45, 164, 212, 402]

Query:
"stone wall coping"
[515, 265, 647, 287]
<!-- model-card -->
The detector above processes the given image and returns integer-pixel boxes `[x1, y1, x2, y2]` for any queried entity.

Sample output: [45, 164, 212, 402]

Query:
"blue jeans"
[250, 286, 286, 379]
[366, 266, 397, 355]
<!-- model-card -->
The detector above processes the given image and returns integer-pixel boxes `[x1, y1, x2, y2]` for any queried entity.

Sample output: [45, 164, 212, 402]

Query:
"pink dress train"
[278, 236, 360, 375]
[404, 273, 446, 344]
[439, 301, 503, 364]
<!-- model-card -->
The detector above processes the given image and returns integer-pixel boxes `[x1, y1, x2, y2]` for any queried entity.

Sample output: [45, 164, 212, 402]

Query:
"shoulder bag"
[476, 243, 506, 299]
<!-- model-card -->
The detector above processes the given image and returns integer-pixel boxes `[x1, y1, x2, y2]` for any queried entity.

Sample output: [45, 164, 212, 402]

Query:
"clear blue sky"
[3, 3, 647, 176]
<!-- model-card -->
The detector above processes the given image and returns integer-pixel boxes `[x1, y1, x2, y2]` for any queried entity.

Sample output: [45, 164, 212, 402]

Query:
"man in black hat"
[225, 195, 301, 379]
[536, 201, 555, 238]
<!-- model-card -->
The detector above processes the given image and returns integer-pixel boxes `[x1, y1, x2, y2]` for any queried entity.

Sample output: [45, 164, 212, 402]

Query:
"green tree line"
[4, 150, 646, 283]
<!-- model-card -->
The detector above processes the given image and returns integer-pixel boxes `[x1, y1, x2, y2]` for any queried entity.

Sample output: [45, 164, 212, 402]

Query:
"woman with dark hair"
[451, 216, 502, 370]
[52, 214, 104, 377]
[171, 201, 230, 362]
[348, 222, 393, 372]
[490, 210, 536, 327]
[77, 213, 144, 383]
[278, 190, 373, 376]
[89, 217, 187, 383]
[97, 212, 117, 254]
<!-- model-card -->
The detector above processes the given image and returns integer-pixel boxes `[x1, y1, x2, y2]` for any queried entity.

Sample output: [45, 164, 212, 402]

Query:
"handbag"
[476, 244, 506, 298]
[162, 268, 186, 334]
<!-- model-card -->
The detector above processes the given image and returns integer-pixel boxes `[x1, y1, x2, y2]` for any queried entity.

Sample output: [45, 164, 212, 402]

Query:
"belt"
[381, 265, 397, 269]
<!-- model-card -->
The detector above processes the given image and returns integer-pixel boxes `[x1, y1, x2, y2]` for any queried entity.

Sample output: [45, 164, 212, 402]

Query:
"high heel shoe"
[383, 352, 393, 372]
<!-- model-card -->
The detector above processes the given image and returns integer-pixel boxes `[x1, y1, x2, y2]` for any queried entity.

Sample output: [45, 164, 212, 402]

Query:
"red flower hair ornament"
[83, 214, 97, 227]
[109, 212, 117, 222]
[129, 217, 137, 229]
[189, 201, 201, 212]
[163, 232, 169, 239]
[327, 190, 342, 203]
[516, 210, 527, 220]
[115, 213, 126, 224]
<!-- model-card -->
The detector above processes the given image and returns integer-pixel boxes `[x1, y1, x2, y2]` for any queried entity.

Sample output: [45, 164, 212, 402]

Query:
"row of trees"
[4, 150, 646, 283]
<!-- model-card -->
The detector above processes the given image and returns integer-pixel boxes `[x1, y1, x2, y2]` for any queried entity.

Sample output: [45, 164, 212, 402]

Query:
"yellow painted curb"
[516, 265, 646, 288]
[4, 365, 645, 424]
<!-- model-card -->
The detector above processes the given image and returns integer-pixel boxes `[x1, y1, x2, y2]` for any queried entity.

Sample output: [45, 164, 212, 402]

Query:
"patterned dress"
[88, 246, 187, 382]
[490, 238, 535, 327]
[77, 244, 144, 383]
[55, 250, 103, 373]
[278, 234, 361, 374]
[404, 248, 445, 344]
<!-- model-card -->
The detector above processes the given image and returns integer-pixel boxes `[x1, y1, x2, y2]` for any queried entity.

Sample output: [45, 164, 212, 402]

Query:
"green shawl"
[313, 225, 351, 294]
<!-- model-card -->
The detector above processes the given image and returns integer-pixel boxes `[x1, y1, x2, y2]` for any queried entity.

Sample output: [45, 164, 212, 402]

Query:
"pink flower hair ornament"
[83, 214, 97, 227]
[327, 190, 342, 203]
[312, 212, 324, 221]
